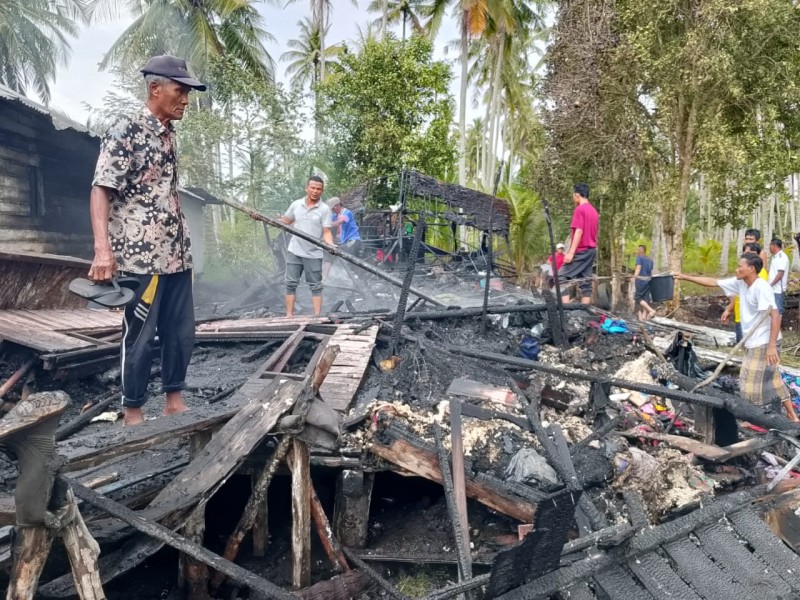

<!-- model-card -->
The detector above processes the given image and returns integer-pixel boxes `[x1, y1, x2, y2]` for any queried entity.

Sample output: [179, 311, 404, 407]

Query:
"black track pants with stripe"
[120, 269, 195, 408]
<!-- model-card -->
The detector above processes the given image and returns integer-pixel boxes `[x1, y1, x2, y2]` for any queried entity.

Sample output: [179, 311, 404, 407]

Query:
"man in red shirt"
[559, 183, 599, 305]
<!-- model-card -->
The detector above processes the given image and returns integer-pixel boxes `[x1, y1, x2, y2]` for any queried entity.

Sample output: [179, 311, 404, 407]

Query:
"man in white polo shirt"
[677, 253, 798, 421]
[280, 176, 334, 317]
[768, 237, 789, 314]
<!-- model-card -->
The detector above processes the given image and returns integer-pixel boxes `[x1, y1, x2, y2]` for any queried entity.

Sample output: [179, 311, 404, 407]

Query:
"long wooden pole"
[69, 480, 298, 600]
[219, 197, 445, 308]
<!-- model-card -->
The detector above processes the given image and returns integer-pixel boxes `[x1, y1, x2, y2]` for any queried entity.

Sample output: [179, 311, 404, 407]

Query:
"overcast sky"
[49, 3, 465, 125]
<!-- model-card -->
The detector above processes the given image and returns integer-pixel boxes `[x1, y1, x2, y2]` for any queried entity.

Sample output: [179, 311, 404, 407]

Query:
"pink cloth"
[571, 202, 599, 252]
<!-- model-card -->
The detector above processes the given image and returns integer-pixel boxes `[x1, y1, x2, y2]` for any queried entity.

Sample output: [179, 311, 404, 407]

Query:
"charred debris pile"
[2, 280, 800, 599]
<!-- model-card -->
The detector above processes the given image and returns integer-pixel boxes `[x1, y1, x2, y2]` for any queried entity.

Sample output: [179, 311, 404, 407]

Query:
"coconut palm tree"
[94, 0, 276, 83]
[367, 0, 426, 39]
[282, 17, 343, 143]
[0, 0, 89, 104]
[426, 0, 491, 187]
[281, 17, 343, 90]
[286, 1, 358, 95]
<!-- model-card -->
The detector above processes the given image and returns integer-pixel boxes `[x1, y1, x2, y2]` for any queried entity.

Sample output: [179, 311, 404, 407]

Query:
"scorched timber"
[369, 422, 537, 522]
[68, 481, 297, 600]
[409, 335, 800, 433]
[40, 377, 302, 597]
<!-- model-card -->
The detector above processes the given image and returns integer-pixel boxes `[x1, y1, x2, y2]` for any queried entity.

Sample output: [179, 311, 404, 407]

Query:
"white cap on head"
[327, 196, 341, 208]
[556, 243, 565, 249]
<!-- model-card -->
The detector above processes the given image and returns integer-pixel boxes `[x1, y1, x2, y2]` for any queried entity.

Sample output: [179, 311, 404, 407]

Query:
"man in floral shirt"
[88, 55, 206, 426]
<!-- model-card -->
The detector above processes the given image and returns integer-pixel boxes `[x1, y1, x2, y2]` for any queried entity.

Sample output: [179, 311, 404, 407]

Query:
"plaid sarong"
[740, 344, 791, 408]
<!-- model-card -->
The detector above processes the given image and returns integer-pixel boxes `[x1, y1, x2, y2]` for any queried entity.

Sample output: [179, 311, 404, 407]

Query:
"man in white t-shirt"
[768, 238, 789, 314]
[676, 253, 798, 421]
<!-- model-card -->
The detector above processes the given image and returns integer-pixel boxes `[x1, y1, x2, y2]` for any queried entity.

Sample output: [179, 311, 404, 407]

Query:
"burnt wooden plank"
[0, 314, 93, 352]
[42, 378, 302, 597]
[318, 324, 377, 412]
[695, 522, 794, 599]
[67, 481, 297, 600]
[0, 257, 89, 310]
[289, 440, 311, 589]
[664, 537, 755, 600]
[626, 552, 701, 600]
[728, 509, 800, 589]
[593, 566, 654, 600]
[58, 380, 275, 471]
[486, 488, 577, 597]
[370, 424, 536, 523]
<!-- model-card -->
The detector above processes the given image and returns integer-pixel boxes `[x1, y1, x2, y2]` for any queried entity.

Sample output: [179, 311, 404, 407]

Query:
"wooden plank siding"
[0, 96, 97, 258]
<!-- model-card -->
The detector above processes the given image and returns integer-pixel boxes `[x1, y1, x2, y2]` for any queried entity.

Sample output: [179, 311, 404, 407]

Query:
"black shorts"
[635, 283, 651, 302]
[558, 248, 596, 297]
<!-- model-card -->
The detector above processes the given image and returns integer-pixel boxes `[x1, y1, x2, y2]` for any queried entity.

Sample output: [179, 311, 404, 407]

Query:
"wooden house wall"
[0, 100, 97, 259]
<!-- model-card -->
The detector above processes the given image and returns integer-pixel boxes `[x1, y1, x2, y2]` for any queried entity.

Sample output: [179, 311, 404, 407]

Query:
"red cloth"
[548, 253, 565, 271]
[571, 202, 599, 252]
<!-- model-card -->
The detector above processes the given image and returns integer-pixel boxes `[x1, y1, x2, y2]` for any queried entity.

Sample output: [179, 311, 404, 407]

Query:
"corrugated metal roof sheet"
[0, 82, 97, 136]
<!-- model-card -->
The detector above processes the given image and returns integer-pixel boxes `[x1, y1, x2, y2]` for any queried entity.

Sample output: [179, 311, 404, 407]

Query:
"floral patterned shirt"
[92, 106, 192, 274]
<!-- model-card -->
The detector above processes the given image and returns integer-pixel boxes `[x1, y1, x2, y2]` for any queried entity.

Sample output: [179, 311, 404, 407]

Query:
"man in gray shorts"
[280, 175, 334, 316]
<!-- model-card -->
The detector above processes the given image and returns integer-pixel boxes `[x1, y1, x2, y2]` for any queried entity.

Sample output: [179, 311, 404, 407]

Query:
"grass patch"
[395, 566, 452, 598]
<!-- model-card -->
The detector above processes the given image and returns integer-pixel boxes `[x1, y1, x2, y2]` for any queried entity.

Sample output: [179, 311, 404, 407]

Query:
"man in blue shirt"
[634, 244, 656, 320]
[329, 197, 361, 251]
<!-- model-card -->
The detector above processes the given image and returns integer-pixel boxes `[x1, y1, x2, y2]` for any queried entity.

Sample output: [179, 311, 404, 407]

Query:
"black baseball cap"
[140, 55, 207, 91]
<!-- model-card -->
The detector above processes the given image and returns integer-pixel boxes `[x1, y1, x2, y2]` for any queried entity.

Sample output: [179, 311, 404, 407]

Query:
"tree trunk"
[381, 0, 388, 37]
[458, 19, 469, 187]
[318, 1, 326, 85]
[719, 223, 732, 275]
[486, 33, 504, 186]
[666, 96, 698, 303]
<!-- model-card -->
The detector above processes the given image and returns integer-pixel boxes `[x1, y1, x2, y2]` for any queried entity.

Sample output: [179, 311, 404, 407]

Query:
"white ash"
[613, 354, 656, 385]
[612, 447, 716, 519]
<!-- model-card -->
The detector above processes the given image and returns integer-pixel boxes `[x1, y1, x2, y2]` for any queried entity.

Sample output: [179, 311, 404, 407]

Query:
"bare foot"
[647, 309, 657, 320]
[164, 391, 189, 417]
[123, 407, 145, 426]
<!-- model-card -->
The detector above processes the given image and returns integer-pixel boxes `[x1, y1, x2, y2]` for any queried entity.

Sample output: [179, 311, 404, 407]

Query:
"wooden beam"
[332, 470, 373, 549]
[59, 489, 105, 600]
[449, 399, 471, 555]
[209, 436, 292, 595]
[369, 435, 536, 523]
[6, 525, 56, 600]
[42, 378, 301, 598]
[289, 439, 312, 590]
[310, 481, 349, 572]
[68, 481, 297, 600]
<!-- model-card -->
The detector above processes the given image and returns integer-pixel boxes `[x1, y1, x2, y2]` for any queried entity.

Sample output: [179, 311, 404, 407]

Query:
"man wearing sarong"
[676, 253, 798, 421]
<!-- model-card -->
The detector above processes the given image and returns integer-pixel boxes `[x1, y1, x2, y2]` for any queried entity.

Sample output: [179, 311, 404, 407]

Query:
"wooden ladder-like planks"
[0, 308, 122, 353]
[318, 324, 379, 412]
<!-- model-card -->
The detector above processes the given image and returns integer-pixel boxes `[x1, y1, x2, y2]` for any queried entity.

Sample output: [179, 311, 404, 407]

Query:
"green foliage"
[205, 216, 272, 276]
[499, 185, 551, 278]
[614, 0, 800, 237]
[97, 0, 275, 83]
[318, 34, 457, 191]
[179, 57, 312, 208]
[0, 0, 89, 103]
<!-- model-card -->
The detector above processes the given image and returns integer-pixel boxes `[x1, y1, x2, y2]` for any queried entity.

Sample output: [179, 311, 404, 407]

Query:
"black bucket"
[650, 274, 674, 302]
